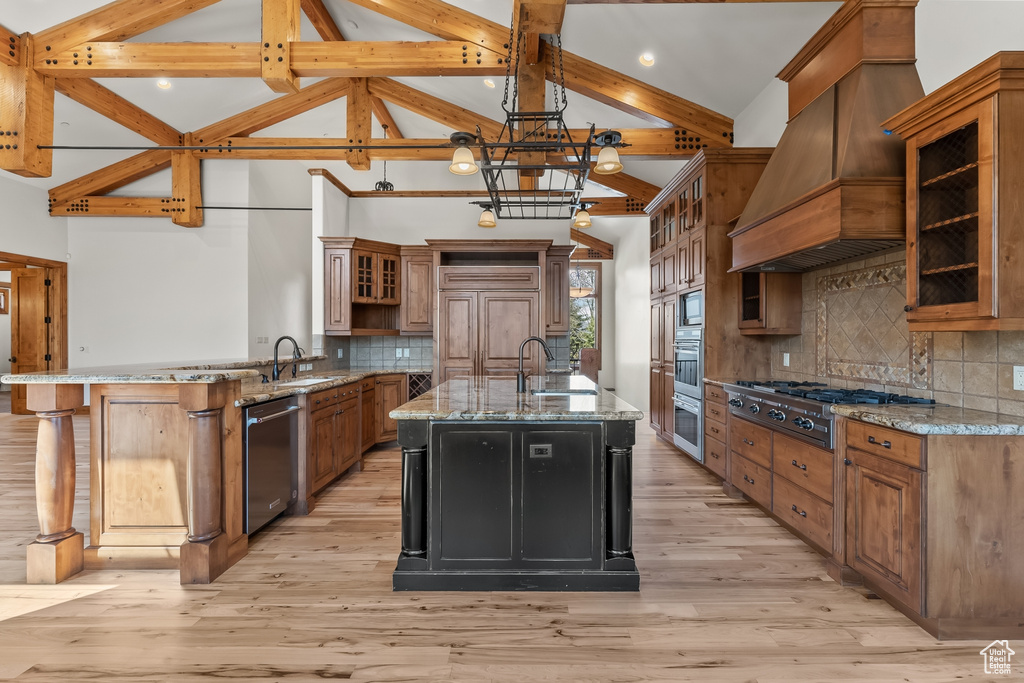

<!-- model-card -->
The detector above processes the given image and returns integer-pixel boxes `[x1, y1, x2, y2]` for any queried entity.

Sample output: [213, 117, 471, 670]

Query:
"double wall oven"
[671, 291, 703, 461]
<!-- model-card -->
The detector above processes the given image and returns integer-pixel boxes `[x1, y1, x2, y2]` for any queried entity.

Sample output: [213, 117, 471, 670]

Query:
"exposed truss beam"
[308, 168, 352, 195]
[569, 0, 833, 3]
[517, 0, 568, 34]
[369, 78, 505, 141]
[300, 0, 403, 138]
[34, 41, 505, 78]
[347, 78, 372, 170]
[34, 0, 224, 57]
[1, 24, 18, 68]
[48, 196, 171, 217]
[48, 149, 172, 210]
[171, 132, 203, 226]
[55, 78, 181, 145]
[346, 0, 733, 135]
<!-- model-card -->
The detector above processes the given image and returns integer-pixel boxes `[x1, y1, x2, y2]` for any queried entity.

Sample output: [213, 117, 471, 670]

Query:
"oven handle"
[672, 395, 701, 412]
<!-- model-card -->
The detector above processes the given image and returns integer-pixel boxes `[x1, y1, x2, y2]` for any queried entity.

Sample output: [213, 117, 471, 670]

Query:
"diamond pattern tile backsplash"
[771, 249, 1024, 415]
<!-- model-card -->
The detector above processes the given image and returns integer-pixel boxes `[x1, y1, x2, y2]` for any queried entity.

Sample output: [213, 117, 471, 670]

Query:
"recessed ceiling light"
[639, 53, 655, 67]
[157, 78, 171, 89]
[483, 79, 495, 88]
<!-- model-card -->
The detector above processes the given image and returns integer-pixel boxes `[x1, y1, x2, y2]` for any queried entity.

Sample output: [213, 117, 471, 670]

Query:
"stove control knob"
[792, 417, 815, 430]
[769, 409, 786, 422]
[748, 404, 760, 414]
[728, 398, 743, 407]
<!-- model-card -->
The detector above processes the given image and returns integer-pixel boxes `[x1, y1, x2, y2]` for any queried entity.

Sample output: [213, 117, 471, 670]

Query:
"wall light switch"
[396, 349, 403, 358]
[783, 353, 790, 367]
[337, 349, 344, 359]
[404, 348, 410, 357]
[1014, 366, 1024, 391]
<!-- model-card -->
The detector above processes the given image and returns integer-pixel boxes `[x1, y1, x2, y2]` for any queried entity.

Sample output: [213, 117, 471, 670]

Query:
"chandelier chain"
[553, 34, 567, 113]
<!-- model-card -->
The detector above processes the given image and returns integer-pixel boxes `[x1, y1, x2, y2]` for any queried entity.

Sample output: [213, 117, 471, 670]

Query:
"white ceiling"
[1, 0, 843, 194]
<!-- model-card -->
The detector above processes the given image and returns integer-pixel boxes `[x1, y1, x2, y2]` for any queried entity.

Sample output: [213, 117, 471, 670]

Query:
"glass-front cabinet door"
[906, 98, 995, 323]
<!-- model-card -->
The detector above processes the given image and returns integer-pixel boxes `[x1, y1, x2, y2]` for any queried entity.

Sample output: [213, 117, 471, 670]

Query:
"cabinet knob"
[844, 458, 852, 466]
[904, 305, 913, 312]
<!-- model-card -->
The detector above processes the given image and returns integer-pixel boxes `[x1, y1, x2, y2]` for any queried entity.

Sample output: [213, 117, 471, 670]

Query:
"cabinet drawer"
[704, 417, 726, 444]
[705, 401, 728, 426]
[730, 453, 771, 508]
[438, 266, 540, 290]
[704, 436, 727, 479]
[310, 383, 358, 410]
[773, 433, 834, 503]
[359, 378, 374, 392]
[704, 383, 727, 405]
[730, 418, 771, 468]
[845, 420, 923, 469]
[772, 474, 833, 552]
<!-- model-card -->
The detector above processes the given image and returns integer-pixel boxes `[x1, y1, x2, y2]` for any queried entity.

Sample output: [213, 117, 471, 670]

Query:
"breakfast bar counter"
[390, 375, 644, 591]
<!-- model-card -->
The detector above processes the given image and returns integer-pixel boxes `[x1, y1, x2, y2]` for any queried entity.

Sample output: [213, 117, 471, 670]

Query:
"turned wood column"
[605, 421, 637, 571]
[178, 383, 230, 584]
[26, 384, 85, 584]
[396, 420, 429, 570]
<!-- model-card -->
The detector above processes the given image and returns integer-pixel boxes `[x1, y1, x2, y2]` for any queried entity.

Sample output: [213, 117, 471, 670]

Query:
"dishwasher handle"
[247, 404, 302, 426]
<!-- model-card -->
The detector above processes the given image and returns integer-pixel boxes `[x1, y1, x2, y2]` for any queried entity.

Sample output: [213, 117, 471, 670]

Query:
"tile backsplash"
[348, 336, 434, 370]
[771, 248, 1024, 415]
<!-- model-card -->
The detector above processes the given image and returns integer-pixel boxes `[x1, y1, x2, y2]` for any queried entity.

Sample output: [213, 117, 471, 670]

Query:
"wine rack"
[408, 373, 432, 400]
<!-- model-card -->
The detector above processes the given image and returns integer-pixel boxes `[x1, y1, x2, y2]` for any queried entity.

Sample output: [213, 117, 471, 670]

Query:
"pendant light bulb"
[477, 206, 497, 228]
[594, 145, 622, 175]
[573, 208, 592, 229]
[449, 132, 479, 175]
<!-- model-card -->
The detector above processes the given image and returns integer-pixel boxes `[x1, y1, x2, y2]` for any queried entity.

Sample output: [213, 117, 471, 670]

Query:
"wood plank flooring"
[0, 409, 1000, 681]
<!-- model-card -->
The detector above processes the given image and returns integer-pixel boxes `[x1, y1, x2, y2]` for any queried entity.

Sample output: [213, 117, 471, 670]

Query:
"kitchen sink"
[530, 388, 598, 397]
[276, 378, 330, 387]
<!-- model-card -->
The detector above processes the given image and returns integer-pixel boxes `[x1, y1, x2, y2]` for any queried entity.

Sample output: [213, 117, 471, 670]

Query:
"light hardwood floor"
[0, 409, 998, 681]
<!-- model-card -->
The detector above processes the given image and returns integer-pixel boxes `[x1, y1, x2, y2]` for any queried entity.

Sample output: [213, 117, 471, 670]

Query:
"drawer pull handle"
[743, 438, 754, 446]
[791, 504, 807, 518]
[743, 474, 754, 485]
[710, 427, 719, 434]
[711, 452, 719, 459]
[791, 459, 807, 471]
[867, 435, 892, 449]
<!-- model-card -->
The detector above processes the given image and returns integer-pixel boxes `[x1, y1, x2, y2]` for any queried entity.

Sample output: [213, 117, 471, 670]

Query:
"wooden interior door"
[479, 291, 540, 377]
[10, 267, 50, 415]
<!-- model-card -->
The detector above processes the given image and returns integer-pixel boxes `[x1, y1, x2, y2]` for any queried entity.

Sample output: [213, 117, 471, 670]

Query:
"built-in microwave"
[678, 290, 703, 327]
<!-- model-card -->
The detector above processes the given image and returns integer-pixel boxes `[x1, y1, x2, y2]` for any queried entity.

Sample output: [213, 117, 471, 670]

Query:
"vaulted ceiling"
[0, 0, 841, 226]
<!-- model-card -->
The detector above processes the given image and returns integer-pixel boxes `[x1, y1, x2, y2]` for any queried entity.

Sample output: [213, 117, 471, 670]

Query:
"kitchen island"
[390, 375, 644, 591]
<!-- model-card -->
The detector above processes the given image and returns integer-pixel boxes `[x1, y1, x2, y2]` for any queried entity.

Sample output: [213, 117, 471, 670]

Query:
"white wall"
[607, 220, 651, 411]
[0, 175, 69, 262]
[247, 161, 314, 359]
[67, 161, 250, 367]
[311, 174, 350, 348]
[733, 79, 790, 148]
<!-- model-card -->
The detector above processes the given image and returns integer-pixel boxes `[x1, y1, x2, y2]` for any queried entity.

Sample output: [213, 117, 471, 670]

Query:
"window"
[568, 262, 601, 372]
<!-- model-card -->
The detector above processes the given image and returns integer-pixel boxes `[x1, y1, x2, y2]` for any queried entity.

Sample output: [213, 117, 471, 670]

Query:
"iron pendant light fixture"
[448, 11, 625, 220]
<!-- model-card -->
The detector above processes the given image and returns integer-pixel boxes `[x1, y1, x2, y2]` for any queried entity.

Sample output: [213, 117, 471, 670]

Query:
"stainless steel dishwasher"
[243, 396, 301, 534]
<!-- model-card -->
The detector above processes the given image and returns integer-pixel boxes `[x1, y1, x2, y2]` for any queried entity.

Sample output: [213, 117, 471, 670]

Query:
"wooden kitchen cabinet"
[703, 382, 728, 479]
[649, 367, 663, 434]
[400, 246, 433, 334]
[309, 385, 360, 494]
[885, 53, 1024, 331]
[545, 245, 573, 335]
[321, 237, 402, 335]
[374, 373, 407, 443]
[738, 271, 802, 335]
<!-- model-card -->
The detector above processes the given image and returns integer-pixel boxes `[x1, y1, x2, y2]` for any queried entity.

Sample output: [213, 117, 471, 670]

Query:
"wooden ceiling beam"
[573, 160, 660, 204]
[1, 34, 54, 178]
[368, 78, 505, 141]
[171, 132, 203, 226]
[347, 78, 372, 170]
[308, 168, 353, 196]
[570, 228, 613, 258]
[262, 0, 302, 94]
[196, 77, 350, 141]
[549, 44, 734, 138]
[48, 149, 173, 209]
[48, 196, 171, 217]
[300, 0, 403, 137]
[35, 41, 506, 78]
[582, 197, 648, 218]
[517, 0, 568, 34]
[348, 0, 732, 134]
[55, 78, 181, 145]
[568, 0, 834, 3]
[34, 0, 224, 57]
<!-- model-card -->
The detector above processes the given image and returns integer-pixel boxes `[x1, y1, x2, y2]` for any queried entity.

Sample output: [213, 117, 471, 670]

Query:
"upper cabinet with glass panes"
[885, 53, 1024, 331]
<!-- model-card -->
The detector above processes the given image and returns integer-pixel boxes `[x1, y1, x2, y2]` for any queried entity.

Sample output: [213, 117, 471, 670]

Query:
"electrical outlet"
[337, 349, 344, 358]
[396, 349, 403, 358]
[783, 353, 790, 367]
[404, 348, 410, 358]
[1014, 366, 1024, 391]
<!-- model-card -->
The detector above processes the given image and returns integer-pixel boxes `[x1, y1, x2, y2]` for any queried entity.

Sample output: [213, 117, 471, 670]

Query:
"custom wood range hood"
[729, 0, 924, 273]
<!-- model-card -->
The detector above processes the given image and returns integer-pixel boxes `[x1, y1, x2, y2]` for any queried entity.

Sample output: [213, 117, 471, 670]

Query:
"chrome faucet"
[272, 335, 302, 381]
[517, 336, 554, 393]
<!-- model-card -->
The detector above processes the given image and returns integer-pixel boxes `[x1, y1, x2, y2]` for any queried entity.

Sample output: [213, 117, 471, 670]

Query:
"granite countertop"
[830, 403, 1024, 436]
[0, 360, 264, 385]
[237, 367, 432, 408]
[390, 375, 644, 422]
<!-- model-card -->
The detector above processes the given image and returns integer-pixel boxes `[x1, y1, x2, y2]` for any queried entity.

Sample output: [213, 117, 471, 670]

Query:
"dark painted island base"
[393, 420, 640, 591]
